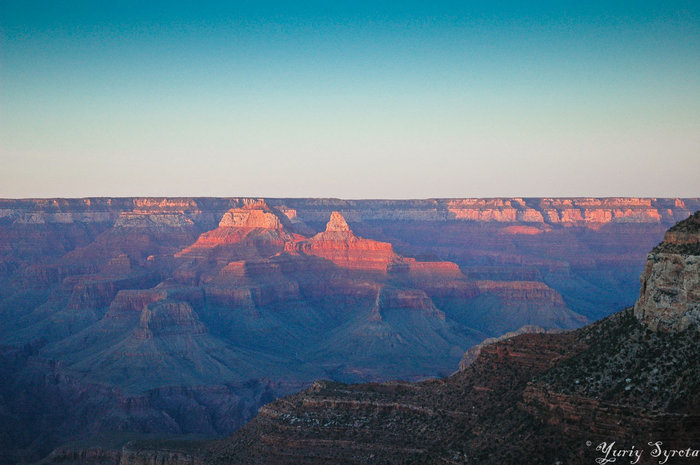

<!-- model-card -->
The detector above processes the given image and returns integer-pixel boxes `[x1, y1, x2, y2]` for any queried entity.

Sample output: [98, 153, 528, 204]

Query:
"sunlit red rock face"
[290, 211, 399, 272]
[282, 211, 468, 278]
[175, 200, 303, 261]
[264, 197, 697, 225]
[0, 198, 697, 464]
[171, 210, 493, 382]
[154, 214, 698, 465]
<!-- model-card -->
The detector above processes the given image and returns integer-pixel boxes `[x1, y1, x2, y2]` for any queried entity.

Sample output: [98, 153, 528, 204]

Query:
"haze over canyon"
[0, 197, 698, 463]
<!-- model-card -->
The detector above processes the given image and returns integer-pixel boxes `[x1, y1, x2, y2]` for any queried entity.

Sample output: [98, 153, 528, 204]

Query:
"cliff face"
[138, 211, 700, 465]
[458, 325, 552, 370]
[0, 197, 696, 227]
[0, 199, 697, 464]
[634, 211, 700, 332]
[290, 211, 399, 272]
[174, 201, 300, 261]
[267, 197, 699, 225]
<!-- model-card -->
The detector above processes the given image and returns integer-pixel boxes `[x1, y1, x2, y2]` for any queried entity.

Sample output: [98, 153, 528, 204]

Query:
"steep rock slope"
[0, 208, 491, 463]
[290, 212, 398, 272]
[175, 200, 302, 261]
[0, 199, 697, 464]
[135, 211, 700, 465]
[634, 211, 700, 331]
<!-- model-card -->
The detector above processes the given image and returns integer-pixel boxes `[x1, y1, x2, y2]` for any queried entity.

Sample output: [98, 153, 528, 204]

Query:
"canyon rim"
[0, 198, 698, 463]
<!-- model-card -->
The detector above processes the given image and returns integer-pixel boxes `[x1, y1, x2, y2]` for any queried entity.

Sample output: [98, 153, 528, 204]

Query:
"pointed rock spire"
[325, 211, 351, 233]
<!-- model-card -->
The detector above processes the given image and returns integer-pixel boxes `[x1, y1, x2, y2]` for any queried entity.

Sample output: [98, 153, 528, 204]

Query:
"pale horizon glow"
[1, 1, 699, 198]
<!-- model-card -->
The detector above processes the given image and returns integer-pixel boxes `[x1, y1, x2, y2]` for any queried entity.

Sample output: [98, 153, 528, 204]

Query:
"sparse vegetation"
[540, 308, 699, 412]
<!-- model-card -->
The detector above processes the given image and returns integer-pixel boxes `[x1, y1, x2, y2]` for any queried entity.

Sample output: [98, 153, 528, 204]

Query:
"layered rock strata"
[125, 212, 700, 465]
[1, 201, 698, 464]
[634, 211, 700, 331]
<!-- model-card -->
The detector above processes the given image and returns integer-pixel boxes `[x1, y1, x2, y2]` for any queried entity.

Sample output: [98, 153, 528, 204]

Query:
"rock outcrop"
[458, 324, 551, 370]
[286, 211, 472, 277]
[473, 280, 567, 304]
[123, 212, 700, 465]
[325, 211, 351, 232]
[634, 211, 700, 331]
[289, 211, 399, 272]
[1, 200, 698, 464]
[217, 200, 284, 229]
[371, 287, 446, 321]
[271, 197, 699, 225]
[133, 301, 206, 339]
[174, 201, 296, 260]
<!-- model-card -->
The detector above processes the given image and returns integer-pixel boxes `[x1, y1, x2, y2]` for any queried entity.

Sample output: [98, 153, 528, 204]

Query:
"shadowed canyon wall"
[0, 198, 697, 463]
[115, 211, 700, 465]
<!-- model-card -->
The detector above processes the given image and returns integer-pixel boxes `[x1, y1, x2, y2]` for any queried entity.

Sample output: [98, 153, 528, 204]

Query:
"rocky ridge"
[289, 211, 400, 272]
[118, 211, 700, 465]
[635, 211, 700, 332]
[1, 200, 698, 464]
[458, 324, 552, 370]
[1, 197, 698, 226]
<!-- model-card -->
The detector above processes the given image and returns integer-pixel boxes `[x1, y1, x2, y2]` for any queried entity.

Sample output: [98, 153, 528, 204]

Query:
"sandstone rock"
[3, 199, 700, 464]
[499, 225, 545, 235]
[372, 287, 446, 321]
[474, 280, 566, 304]
[218, 204, 283, 229]
[175, 202, 297, 260]
[291, 212, 398, 272]
[325, 211, 351, 232]
[634, 211, 700, 332]
[134, 301, 206, 339]
[66, 274, 160, 311]
[204, 287, 255, 308]
[114, 212, 195, 229]
[458, 324, 550, 370]
[106, 289, 168, 318]
[187, 310, 698, 465]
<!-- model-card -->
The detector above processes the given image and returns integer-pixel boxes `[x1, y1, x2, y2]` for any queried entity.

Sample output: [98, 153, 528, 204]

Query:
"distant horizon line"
[1, 195, 699, 201]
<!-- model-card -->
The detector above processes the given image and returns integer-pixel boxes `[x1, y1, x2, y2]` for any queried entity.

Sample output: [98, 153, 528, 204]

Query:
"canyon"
[113, 211, 700, 465]
[0, 198, 698, 463]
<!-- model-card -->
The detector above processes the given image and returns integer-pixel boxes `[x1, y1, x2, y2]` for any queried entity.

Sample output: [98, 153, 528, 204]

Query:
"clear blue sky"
[1, 1, 698, 198]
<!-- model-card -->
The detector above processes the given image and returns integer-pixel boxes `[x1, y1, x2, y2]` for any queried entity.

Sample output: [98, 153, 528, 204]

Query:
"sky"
[1, 1, 698, 198]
